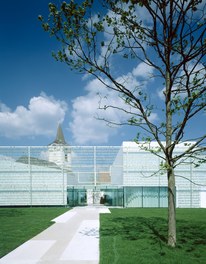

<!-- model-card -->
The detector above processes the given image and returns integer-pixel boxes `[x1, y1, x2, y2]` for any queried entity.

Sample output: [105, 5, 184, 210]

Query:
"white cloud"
[70, 3, 204, 145]
[157, 62, 206, 101]
[132, 61, 154, 78]
[69, 87, 119, 145]
[0, 92, 68, 138]
[70, 65, 158, 145]
[0, 102, 11, 112]
[157, 87, 165, 101]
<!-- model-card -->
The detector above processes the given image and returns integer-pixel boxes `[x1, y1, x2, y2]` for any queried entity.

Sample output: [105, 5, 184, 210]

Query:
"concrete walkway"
[0, 206, 110, 264]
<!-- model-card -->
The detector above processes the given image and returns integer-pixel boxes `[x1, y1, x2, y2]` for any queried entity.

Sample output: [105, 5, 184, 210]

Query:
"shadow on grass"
[177, 220, 206, 254]
[100, 210, 206, 263]
[0, 209, 24, 217]
[101, 216, 167, 243]
[101, 215, 206, 250]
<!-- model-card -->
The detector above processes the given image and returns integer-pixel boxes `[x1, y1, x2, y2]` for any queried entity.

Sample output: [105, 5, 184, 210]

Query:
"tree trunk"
[165, 67, 176, 247]
[167, 166, 176, 247]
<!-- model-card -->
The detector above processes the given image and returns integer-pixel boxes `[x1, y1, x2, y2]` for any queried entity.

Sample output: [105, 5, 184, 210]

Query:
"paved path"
[0, 206, 110, 264]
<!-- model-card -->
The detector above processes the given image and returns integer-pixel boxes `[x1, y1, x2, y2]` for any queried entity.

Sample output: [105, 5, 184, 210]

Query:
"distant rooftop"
[16, 156, 59, 168]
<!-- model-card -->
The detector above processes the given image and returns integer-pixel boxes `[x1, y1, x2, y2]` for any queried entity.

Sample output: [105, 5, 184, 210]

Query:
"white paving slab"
[60, 220, 99, 261]
[52, 211, 76, 223]
[99, 207, 111, 214]
[0, 240, 55, 264]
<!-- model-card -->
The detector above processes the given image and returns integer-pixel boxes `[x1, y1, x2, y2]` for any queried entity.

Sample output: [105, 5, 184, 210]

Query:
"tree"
[39, 0, 206, 247]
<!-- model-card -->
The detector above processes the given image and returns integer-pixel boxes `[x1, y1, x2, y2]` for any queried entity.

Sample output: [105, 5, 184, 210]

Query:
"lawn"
[100, 208, 206, 264]
[0, 207, 69, 258]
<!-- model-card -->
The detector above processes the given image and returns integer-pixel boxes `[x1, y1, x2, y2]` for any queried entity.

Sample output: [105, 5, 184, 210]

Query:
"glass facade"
[67, 186, 168, 207]
[67, 186, 124, 207]
[0, 144, 205, 208]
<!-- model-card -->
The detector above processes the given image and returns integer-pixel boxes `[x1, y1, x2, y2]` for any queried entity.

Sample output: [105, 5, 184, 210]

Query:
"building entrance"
[87, 189, 104, 205]
[67, 187, 124, 207]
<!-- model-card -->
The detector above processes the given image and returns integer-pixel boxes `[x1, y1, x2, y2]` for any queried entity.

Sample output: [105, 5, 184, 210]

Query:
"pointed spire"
[49, 124, 68, 146]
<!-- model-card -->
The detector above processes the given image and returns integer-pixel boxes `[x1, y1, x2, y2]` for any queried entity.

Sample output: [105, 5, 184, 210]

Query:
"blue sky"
[0, 1, 205, 147]
[0, 0, 138, 146]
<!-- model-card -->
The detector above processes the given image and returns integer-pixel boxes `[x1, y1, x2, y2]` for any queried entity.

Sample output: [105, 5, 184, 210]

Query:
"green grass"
[1, 207, 206, 263]
[0, 207, 69, 258]
[100, 208, 206, 264]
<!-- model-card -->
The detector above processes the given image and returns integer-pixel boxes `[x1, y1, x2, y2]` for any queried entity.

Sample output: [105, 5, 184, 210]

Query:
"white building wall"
[122, 142, 167, 186]
[30, 166, 67, 206]
[0, 157, 67, 206]
[122, 141, 206, 208]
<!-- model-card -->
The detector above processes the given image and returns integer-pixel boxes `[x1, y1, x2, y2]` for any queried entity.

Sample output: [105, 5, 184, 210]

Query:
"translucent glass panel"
[67, 187, 123, 207]
[0, 146, 66, 206]
[0, 145, 206, 208]
[100, 187, 124, 206]
[68, 186, 167, 208]
[67, 188, 87, 206]
[69, 146, 123, 186]
[124, 187, 168, 208]
[123, 151, 161, 172]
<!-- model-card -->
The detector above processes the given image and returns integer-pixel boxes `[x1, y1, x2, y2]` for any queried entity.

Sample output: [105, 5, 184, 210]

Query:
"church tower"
[48, 124, 71, 169]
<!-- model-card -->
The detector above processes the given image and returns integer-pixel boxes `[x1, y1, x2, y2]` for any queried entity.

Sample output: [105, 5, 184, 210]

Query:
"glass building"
[0, 127, 205, 208]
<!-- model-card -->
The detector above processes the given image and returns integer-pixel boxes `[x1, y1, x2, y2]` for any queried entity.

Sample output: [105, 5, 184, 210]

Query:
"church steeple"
[53, 124, 67, 145]
[49, 124, 68, 146]
[48, 124, 71, 168]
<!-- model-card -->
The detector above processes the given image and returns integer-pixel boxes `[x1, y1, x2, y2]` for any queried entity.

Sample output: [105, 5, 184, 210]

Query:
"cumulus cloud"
[70, 62, 158, 145]
[157, 62, 206, 101]
[157, 88, 165, 101]
[132, 61, 154, 78]
[0, 92, 68, 138]
[70, 82, 119, 145]
[0, 102, 11, 112]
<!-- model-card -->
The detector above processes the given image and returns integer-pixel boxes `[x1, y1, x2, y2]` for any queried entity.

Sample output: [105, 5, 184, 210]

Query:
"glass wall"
[0, 146, 66, 206]
[67, 186, 124, 207]
[0, 145, 205, 208]
[124, 186, 168, 208]
[67, 186, 168, 207]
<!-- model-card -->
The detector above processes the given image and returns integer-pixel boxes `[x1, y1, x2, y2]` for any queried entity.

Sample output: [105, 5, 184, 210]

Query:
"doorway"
[87, 189, 104, 205]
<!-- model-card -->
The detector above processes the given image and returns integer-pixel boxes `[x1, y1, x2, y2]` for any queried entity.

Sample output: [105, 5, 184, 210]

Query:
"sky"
[0, 0, 205, 147]
[0, 0, 136, 146]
